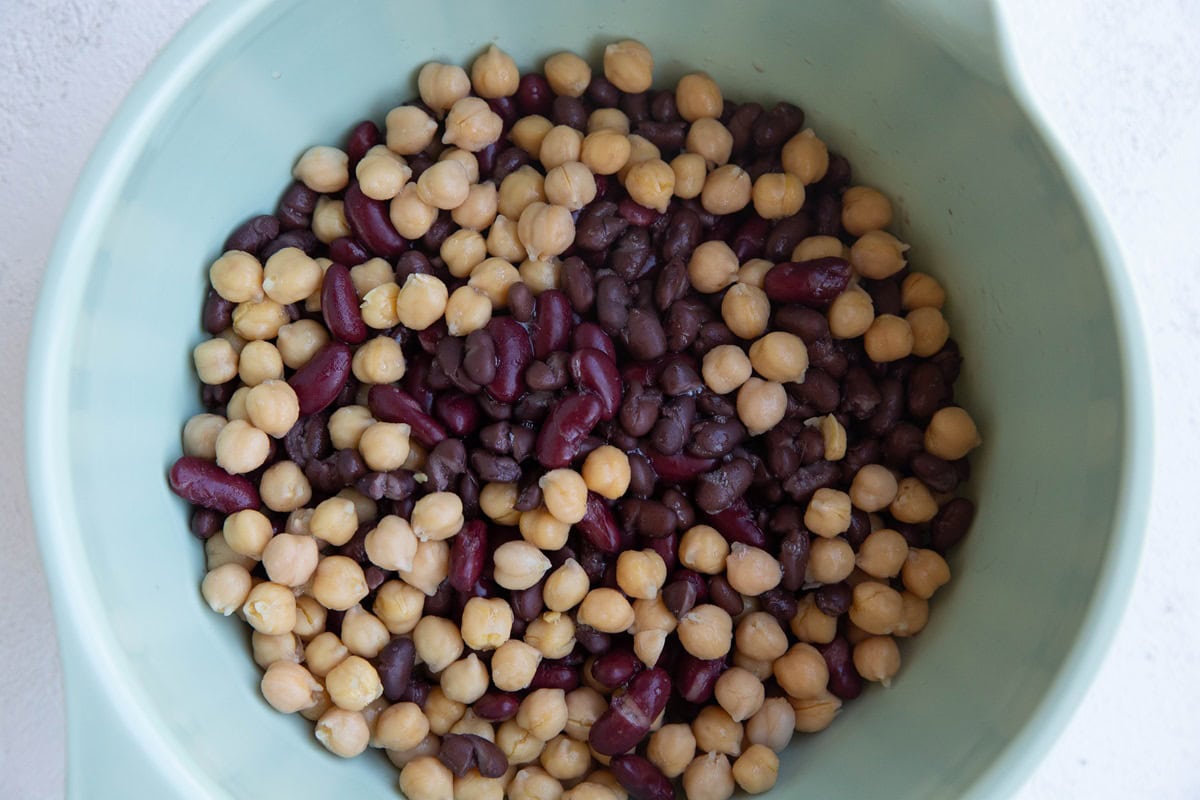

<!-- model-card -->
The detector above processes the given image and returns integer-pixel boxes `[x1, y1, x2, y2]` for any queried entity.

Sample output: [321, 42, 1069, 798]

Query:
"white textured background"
[1, 0, 1197, 797]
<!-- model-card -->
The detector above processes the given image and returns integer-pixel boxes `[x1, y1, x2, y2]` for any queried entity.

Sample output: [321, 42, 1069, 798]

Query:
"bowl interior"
[31, 0, 1141, 797]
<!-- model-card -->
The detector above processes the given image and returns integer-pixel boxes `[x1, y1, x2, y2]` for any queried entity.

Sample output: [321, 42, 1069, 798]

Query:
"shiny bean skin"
[224, 214, 280, 255]
[473, 692, 520, 722]
[329, 237, 370, 266]
[931, 497, 976, 553]
[260, 229, 320, 261]
[536, 393, 604, 468]
[277, 181, 318, 229]
[907, 362, 949, 421]
[449, 520, 487, 592]
[620, 385, 662, 437]
[695, 459, 755, 514]
[463, 330, 498, 386]
[589, 668, 672, 755]
[674, 654, 727, 704]
[531, 661, 581, 691]
[377, 637, 416, 702]
[753, 101, 805, 149]
[707, 575, 743, 617]
[288, 341, 353, 415]
[687, 420, 747, 460]
[570, 348, 623, 421]
[592, 648, 644, 689]
[345, 120, 380, 168]
[321, 263, 369, 344]
[510, 581, 545, 622]
[868, 378, 904, 436]
[577, 203, 630, 252]
[625, 308, 668, 361]
[703, 497, 768, 548]
[562, 257, 596, 313]
[814, 582, 852, 616]
[508, 282, 535, 323]
[169, 457, 259, 513]
[762, 258, 852, 308]
[819, 637, 862, 700]
[202, 288, 234, 334]
[760, 588, 799, 623]
[611, 755, 675, 800]
[662, 210, 702, 263]
[911, 451, 959, 493]
[596, 274, 632, 336]
[437, 392, 482, 437]
[645, 450, 717, 484]
[485, 317, 534, 404]
[618, 498, 678, 539]
[533, 290, 574, 359]
[368, 385, 449, 447]
[573, 322, 618, 364]
[778, 530, 810, 593]
[732, 216, 770, 263]
[344, 182, 407, 257]
[578, 491, 623, 554]
[782, 460, 840, 504]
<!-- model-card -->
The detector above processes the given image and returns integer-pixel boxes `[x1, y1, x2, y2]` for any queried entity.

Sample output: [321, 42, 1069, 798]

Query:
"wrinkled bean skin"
[911, 451, 959, 493]
[533, 290, 574, 359]
[449, 520, 487, 592]
[592, 649, 644, 689]
[463, 330, 498, 386]
[288, 341, 353, 415]
[596, 274, 633, 336]
[612, 755, 675, 800]
[485, 317, 534, 404]
[224, 214, 280, 255]
[344, 182, 408, 258]
[283, 413, 332, 467]
[368, 385, 449, 447]
[571, 348, 623, 420]
[695, 459, 755, 514]
[703, 497, 768, 548]
[321, 263, 369, 344]
[536, 393, 604, 468]
[473, 692, 520, 722]
[277, 182, 318, 230]
[578, 203, 631, 252]
[578, 491, 623, 553]
[779, 530, 810, 592]
[782, 460, 840, 503]
[931, 497, 976, 553]
[203, 289, 234, 335]
[763, 258, 852, 308]
[589, 668, 672, 755]
[760, 588, 799, 623]
[618, 498, 679, 539]
[377, 637, 415, 702]
[169, 457, 259, 513]
[674, 654, 726, 704]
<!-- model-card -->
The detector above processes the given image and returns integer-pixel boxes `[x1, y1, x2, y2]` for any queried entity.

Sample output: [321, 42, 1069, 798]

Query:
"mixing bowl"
[26, 0, 1150, 797]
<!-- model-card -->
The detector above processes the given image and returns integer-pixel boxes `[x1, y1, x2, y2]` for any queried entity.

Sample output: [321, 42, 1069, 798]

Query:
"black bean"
[863, 277, 902, 318]
[277, 181, 318, 229]
[510, 580, 545, 621]
[665, 297, 707, 353]
[511, 426, 537, 463]
[513, 469, 544, 512]
[783, 460, 840, 503]
[552, 95, 589, 130]
[841, 438, 881, 480]
[697, 390, 736, 418]
[260, 229, 319, 261]
[561, 256, 595, 314]
[808, 336, 848, 380]
[611, 227, 654, 281]
[620, 385, 662, 437]
[479, 422, 513, 454]
[868, 378, 904, 435]
[814, 192, 841, 236]
[815, 582, 852, 616]
[576, 202, 629, 252]
[752, 101, 805, 150]
[438, 733, 478, 777]
[663, 578, 699, 618]
[525, 352, 570, 392]
[662, 209, 702, 263]
[650, 90, 679, 122]
[596, 274, 632, 336]
[759, 589, 799, 624]
[907, 361, 949, 420]
[376, 637, 416, 702]
[659, 358, 701, 396]
[189, 507, 222, 540]
[764, 212, 813, 262]
[513, 391, 555, 423]
[491, 146, 530, 183]
[773, 305, 829, 343]
[588, 76, 620, 107]
[470, 451, 521, 483]
[820, 637, 863, 700]
[689, 419, 748, 459]
[842, 366, 882, 420]
[618, 498, 679, 538]
[223, 214, 280, 255]
[627, 453, 656, 498]
[779, 530, 810, 593]
[425, 439, 467, 492]
[619, 90, 651, 124]
[651, 395, 695, 455]
[845, 508, 871, 550]
[635, 120, 687, 152]
[932, 339, 963, 385]
[708, 575, 744, 616]
[931, 497, 975, 552]
[334, 448, 367, 485]
[695, 459, 755, 514]
[911, 451, 959, 493]
[463, 330, 498, 386]
[726, 102, 763, 156]
[819, 152, 852, 190]
[691, 321, 737, 356]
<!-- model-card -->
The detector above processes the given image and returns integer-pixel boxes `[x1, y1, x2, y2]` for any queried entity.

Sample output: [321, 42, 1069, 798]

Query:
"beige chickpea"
[781, 128, 829, 184]
[853, 636, 902, 686]
[789, 595, 837, 645]
[260, 659, 322, 714]
[193, 338, 239, 385]
[678, 604, 733, 660]
[386, 105, 438, 155]
[418, 61, 471, 114]
[518, 688, 569, 741]
[372, 702, 431, 752]
[214, 419, 269, 474]
[454, 771, 507, 800]
[325, 653, 384, 712]
[536, 469, 588, 525]
[603, 39, 653, 93]
[576, 589, 635, 634]
[390, 184, 439, 239]
[441, 653, 490, 704]
[311, 556, 369, 611]
[364, 515, 418, 572]
[687, 240, 738, 294]
[683, 753, 734, 800]
[453, 181, 500, 231]
[648, 724, 696, 778]
[849, 464, 899, 512]
[339, 605, 389, 658]
[827, 286, 875, 340]
[792, 235, 847, 262]
[841, 186, 893, 236]
[309, 496, 358, 546]
[209, 250, 263, 303]
[907, 306, 951, 358]
[804, 488, 852, 538]
[543, 559, 591, 613]
[469, 257, 522, 308]
[748, 331, 808, 384]
[395, 272, 449, 331]
[615, 549, 667, 600]
[200, 562, 252, 616]
[924, 406, 982, 460]
[701, 164, 752, 216]
[588, 107, 630, 135]
[385, 731, 441, 769]
[312, 194, 353, 244]
[460, 596, 514, 651]
[731, 654, 772, 683]
[693, 705, 744, 757]
[856, 528, 909, 579]
[789, 690, 841, 733]
[205, 530, 255, 572]
[720, 284, 770, 340]
[736, 378, 787, 436]
[400, 756, 454, 800]
[701, 345, 753, 396]
[315, 707, 370, 758]
[678, 525, 730, 575]
[545, 52, 594, 98]
[398, 539, 451, 596]
[526, 612, 577, 660]
[443, 96, 503, 152]
[224, 386, 250, 422]
[732, 744, 779, 794]
[562, 781, 614, 800]
[751, 173, 805, 220]
[773, 643, 829, 700]
[735, 258, 773, 289]
[902, 548, 951, 599]
[632, 596, 677, 635]
[450, 712, 495, 743]
[806, 537, 856, 584]
[479, 481, 521, 525]
[714, 667, 765, 723]
[890, 477, 938, 524]
[618, 134, 661, 182]
[242, 581, 297, 635]
[849, 581, 904, 635]
[418, 160, 470, 210]
[499, 166, 547, 220]
[494, 540, 553, 591]
[245, 379, 299, 438]
[512, 115, 555, 159]
[276, 319, 329, 369]
[352, 336, 406, 385]
[864, 313, 914, 365]
[725, 544, 782, 596]
[894, 591, 930, 637]
[470, 44, 519, 98]
[540, 126, 585, 171]
[508, 767, 562, 800]
[261, 532, 319, 587]
[670, 152, 707, 199]
[263, 247, 321, 305]
[518, 202, 575, 263]
[445, 285, 494, 336]
[373, 580, 425, 634]
[232, 297, 289, 341]
[564, 687, 607, 741]
[492, 640, 543, 692]
[634, 629, 668, 668]
[238, 340, 283, 387]
[411, 615, 464, 675]
[540, 735, 591, 781]
[425, 687, 468, 736]
[581, 446, 630, 500]
[812, 413, 847, 460]
[293, 145, 349, 193]
[182, 413, 225, 460]
[675, 73, 723, 121]
[545, 161, 598, 211]
[438, 229, 486, 279]
[734, 611, 788, 662]
[519, 258, 562, 295]
[901, 271, 946, 310]
[350, 257, 392, 298]
[624, 158, 675, 213]
[439, 147, 482, 183]
[358, 421, 412, 472]
[581, 130, 632, 176]
[588, 770, 627, 800]
[745, 698, 794, 753]
[355, 145, 411, 202]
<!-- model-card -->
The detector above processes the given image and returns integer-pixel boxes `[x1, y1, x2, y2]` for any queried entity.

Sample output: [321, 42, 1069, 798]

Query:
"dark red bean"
[695, 459, 755, 514]
[578, 492, 622, 554]
[588, 76, 620, 107]
[202, 288, 234, 334]
[575, 625, 613, 655]
[223, 214, 279, 255]
[511, 426, 537, 463]
[931, 496, 975, 553]
[644, 531, 678, 573]
[514, 391, 555, 423]
[639, 448, 713, 484]
[753, 101, 805, 149]
[779, 529, 811, 592]
[611, 755, 674, 800]
[287, 341, 352, 416]
[845, 508, 871, 550]
[591, 649, 643, 689]
[260, 229, 319, 261]
[168, 457, 258, 514]
[911, 451, 959, 493]
[569, 348, 622, 421]
[674, 655, 726, 704]
[572, 322, 617, 363]
[485, 317, 534, 404]
[469, 736, 509, 779]
[662, 210, 703, 264]
[531, 660, 580, 691]
[589, 668, 671, 755]
[814, 582, 852, 616]
[562, 257, 596, 313]
[662, 574, 701, 618]
[326, 236, 368, 266]
[907, 361, 949, 420]
[932, 339, 963, 384]
[532, 290, 573, 358]
[773, 305, 830, 344]
[448, 520, 487, 592]
[760, 588, 799, 623]
[552, 95, 589, 130]
[319, 263, 368, 344]
[473, 692, 519, 722]
[276, 181, 318, 230]
[703, 497, 767, 548]
[423, 439, 467, 492]
[486, 95, 519, 131]
[509, 581, 545, 622]
[368, 385, 448, 447]
[820, 637, 863, 700]
[343, 182, 407, 258]
[189, 507, 223, 540]
[731, 215, 770, 263]
[687, 419, 748, 460]
[535, 393, 604, 468]
[434, 392, 480, 437]
[516, 73, 553, 116]
[708, 575, 744, 617]
[345, 120, 380, 169]
[762, 256, 852, 309]
[842, 366, 881, 420]
[375, 637, 416, 702]
[491, 147, 530, 184]
[507, 281, 535, 323]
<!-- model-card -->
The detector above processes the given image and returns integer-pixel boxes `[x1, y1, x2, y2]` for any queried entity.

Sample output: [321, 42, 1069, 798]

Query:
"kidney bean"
[571, 491, 620, 554]
[368, 385, 448, 447]
[483, 317, 533, 404]
[276, 181, 318, 230]
[702, 497, 768, 549]
[591, 649, 643, 690]
[535, 393, 604, 468]
[342, 182, 407, 258]
[318, 263, 367, 345]
[573, 625, 611, 655]
[694, 459, 755, 515]
[725, 102, 763, 156]
[281, 341, 349, 417]
[432, 392, 478, 437]
[375, 637, 416, 702]
[344, 119, 380, 169]
[907, 361, 949, 421]
[323, 237, 366, 267]
[472, 692, 519, 723]
[223, 214, 279, 255]
[565, 348, 621, 422]
[530, 290, 572, 360]
[610, 755, 674, 800]
[201, 288, 234, 335]
[634, 449, 709, 487]
[634, 120, 687, 153]
[778, 527, 811, 592]
[731, 215, 770, 263]
[814, 581, 852, 617]
[674, 654, 726, 704]
[762, 257, 851, 308]
[443, 520, 486, 593]
[483, 94, 518, 132]
[530, 660, 580, 691]
[932, 496, 976, 553]
[589, 668, 670, 755]
[820, 637, 863, 700]
[752, 101, 805, 149]
[567, 325, 614, 368]
[260, 229, 319, 261]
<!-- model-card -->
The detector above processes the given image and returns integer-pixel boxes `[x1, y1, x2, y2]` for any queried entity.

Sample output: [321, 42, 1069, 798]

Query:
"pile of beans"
[170, 37, 981, 800]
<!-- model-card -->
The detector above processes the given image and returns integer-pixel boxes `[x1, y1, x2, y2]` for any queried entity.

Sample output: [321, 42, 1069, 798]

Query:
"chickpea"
[678, 604, 733, 660]
[545, 161, 598, 211]
[841, 186, 893, 236]
[363, 515, 418, 572]
[507, 767, 562, 800]
[633, 597, 677, 636]
[902, 548, 951, 599]
[512, 115, 554, 159]
[182, 413, 225, 460]
[224, 386, 250, 422]
[308, 496, 357, 547]
[715, 667, 765, 723]
[386, 105, 438, 155]
[494, 541, 552, 591]
[232, 298, 289, 340]
[492, 640, 543, 692]
[205, 531, 254, 572]
[849, 464, 899, 513]
[581, 130, 632, 176]
[735, 611, 788, 662]
[349, 257, 393, 298]
[777, 127, 829, 184]
[418, 61, 471, 114]
[849, 580, 904, 635]
[517, 688, 569, 742]
[441, 653, 491, 705]
[469, 44, 519, 98]
[374, 580, 426, 634]
[261, 532, 319, 587]
[441, 285, 490, 336]
[906, 306, 951, 358]
[806, 537, 856, 584]
[338, 605, 389, 658]
[541, 735, 590, 781]
[804, 488, 852, 538]
[418, 160, 471, 210]
[732, 651, 774, 682]
[693, 705, 744, 757]
[479, 481, 521, 525]
[731, 744, 779, 795]
[339, 488, 377, 524]
[315, 707, 370, 758]
[261, 247, 320, 306]
[736, 377, 787, 436]
[310, 555, 369, 612]
[588, 771, 626, 800]
[394, 272, 449, 331]
[669, 152, 707, 199]
[200, 562, 252, 616]
[789, 690, 841, 733]
[889, 477, 938, 524]
[725, 544, 782, 596]
[751, 173, 805, 220]
[236, 340, 282, 387]
[576, 589, 635, 634]
[398, 539, 451, 595]
[647, 724, 696, 778]
[209, 250, 263, 303]
[461, 596, 514, 650]
[603, 39, 654, 93]
[525, 612, 576, 660]
[293, 145, 348, 193]
[678, 524, 730, 574]
[675, 72, 723, 121]
[469, 257, 522, 308]
[276, 320, 327, 372]
[682, 753, 734, 800]
[731, 260, 770, 291]
[615, 549, 667, 600]
[193, 338, 238, 385]
[351, 336, 405, 386]
[851, 230, 909, 281]
[827, 286, 875, 339]
[563, 783, 616, 800]
[576, 447, 630, 501]
[373, 702, 431, 752]
[453, 181, 500, 231]
[242, 581, 297, 635]
[701, 164, 752, 216]
[443, 97, 503, 153]
[853, 635, 902, 687]
[385, 732, 441, 769]
[773, 643, 829, 700]
[517, 258, 560, 295]
[540, 126, 584, 171]
[357, 421, 411, 473]
[862, 313, 914, 363]
[687, 240, 738, 294]
[390, 184, 439, 239]
[243, 379, 298, 439]
[789, 595, 837, 645]
[259, 659, 322, 714]
[748, 331, 808, 384]
[618, 134, 661, 182]
[701, 345, 753, 396]
[856, 529, 908, 579]
[745, 698, 795, 753]
[410, 616, 464, 675]
[543, 558, 590, 612]
[425, 687, 469, 737]
[499, 166, 547, 220]
[624, 158, 675, 213]
[454, 771, 507, 800]
[588, 108, 630, 136]
[792, 235, 846, 263]
[356, 145, 411, 201]
[400, 756, 454, 800]
[531, 469, 587, 525]
[901, 271, 946, 310]
[214, 419, 269, 474]
[720, 284, 770, 340]
[926, 406, 982, 460]
[518, 202, 575, 263]
[293, 593, 327, 639]
[563, 687, 607, 742]
[440, 228, 487, 279]
[894, 591, 931, 637]
[324, 653, 384, 712]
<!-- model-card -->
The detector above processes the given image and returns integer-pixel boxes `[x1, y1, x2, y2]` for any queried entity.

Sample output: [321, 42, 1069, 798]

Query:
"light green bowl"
[27, 0, 1150, 797]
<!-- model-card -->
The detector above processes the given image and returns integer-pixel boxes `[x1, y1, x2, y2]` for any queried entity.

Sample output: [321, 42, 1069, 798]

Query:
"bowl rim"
[24, 0, 1152, 797]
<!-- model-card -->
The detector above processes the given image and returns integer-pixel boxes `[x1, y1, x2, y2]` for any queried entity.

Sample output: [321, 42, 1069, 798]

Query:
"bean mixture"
[171, 38, 981, 800]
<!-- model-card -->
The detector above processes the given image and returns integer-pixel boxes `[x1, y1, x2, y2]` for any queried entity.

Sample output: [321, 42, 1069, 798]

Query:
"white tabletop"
[2, 1, 1197, 797]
